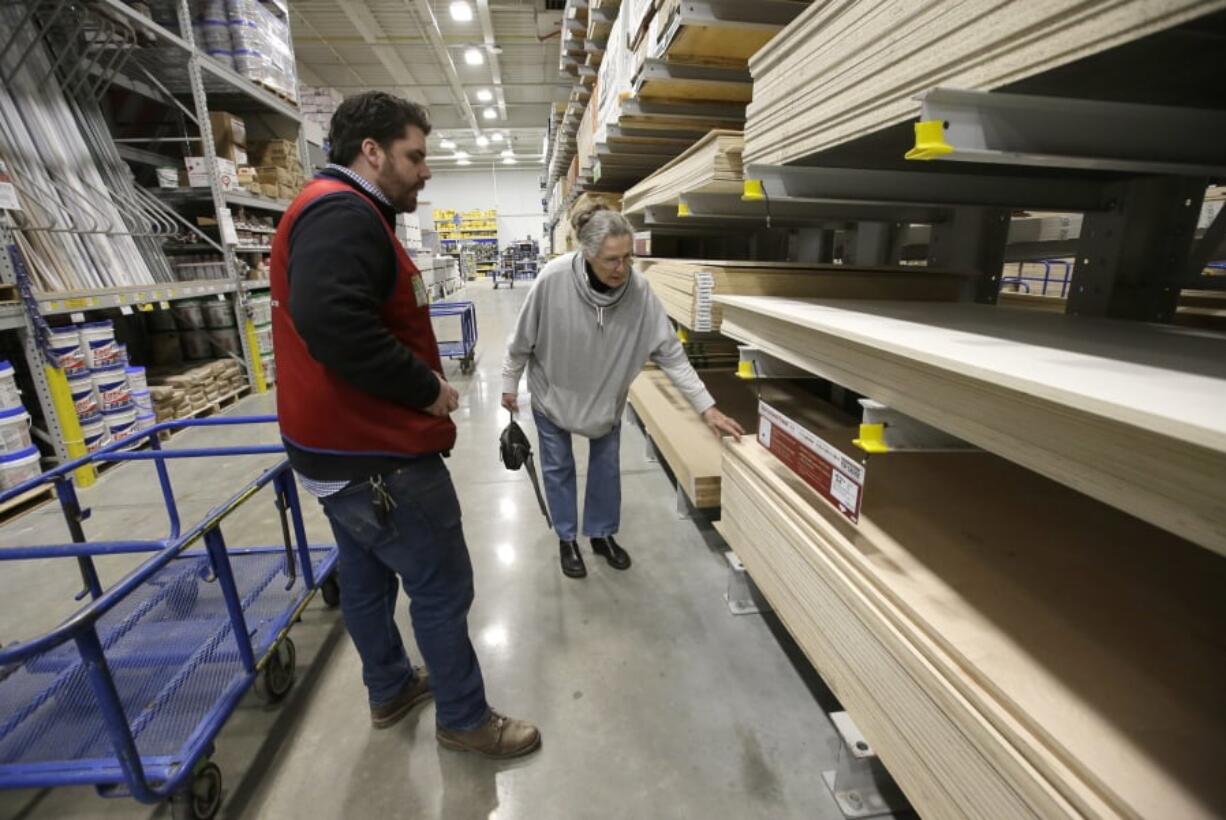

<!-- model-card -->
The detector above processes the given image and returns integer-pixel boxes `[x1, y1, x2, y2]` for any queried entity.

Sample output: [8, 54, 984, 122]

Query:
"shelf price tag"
[159, 301, 171, 310]
[70, 312, 86, 323]
[120, 305, 133, 315]
[219, 207, 240, 246]
[757, 401, 867, 524]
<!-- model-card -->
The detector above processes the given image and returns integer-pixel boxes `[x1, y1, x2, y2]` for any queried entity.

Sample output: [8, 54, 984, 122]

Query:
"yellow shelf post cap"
[853, 423, 890, 454]
[905, 120, 954, 161]
[742, 179, 765, 202]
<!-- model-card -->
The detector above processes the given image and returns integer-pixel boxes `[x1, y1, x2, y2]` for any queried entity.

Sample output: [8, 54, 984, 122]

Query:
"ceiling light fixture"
[482, 107, 497, 120]
[464, 47, 484, 66]
[439, 139, 456, 150]
[449, 1, 472, 22]
[491, 132, 504, 143]
[476, 135, 489, 147]
[476, 88, 493, 102]
[500, 148, 513, 158]
[457, 159, 471, 166]
[453, 150, 469, 159]
[502, 157, 518, 165]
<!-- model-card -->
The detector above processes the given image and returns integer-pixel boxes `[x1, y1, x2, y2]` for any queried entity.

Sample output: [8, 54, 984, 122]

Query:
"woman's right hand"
[501, 393, 519, 415]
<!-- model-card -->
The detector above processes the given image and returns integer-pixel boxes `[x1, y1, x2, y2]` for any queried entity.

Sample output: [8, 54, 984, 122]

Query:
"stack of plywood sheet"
[721, 432, 1226, 819]
[744, 1, 1226, 166]
[627, 370, 849, 507]
[714, 295, 1226, 556]
[638, 259, 967, 333]
[622, 130, 744, 215]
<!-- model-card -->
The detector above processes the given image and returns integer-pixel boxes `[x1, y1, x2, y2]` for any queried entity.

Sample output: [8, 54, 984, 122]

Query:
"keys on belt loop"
[370, 475, 397, 526]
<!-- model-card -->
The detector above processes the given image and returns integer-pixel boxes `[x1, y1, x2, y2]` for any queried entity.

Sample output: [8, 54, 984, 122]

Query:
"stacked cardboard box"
[209, 112, 248, 165]
[299, 83, 344, 135]
[249, 139, 305, 200]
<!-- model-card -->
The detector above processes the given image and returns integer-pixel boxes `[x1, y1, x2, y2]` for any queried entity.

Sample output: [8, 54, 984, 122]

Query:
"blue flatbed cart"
[429, 300, 478, 374]
[0, 416, 339, 820]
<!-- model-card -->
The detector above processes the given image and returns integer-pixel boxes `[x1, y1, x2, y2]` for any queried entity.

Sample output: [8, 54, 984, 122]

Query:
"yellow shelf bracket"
[742, 179, 765, 202]
[853, 423, 890, 455]
[677, 201, 692, 217]
[905, 120, 954, 161]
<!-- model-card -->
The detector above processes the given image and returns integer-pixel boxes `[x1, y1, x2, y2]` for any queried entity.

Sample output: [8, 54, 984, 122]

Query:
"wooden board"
[744, 1, 1226, 165]
[636, 75, 753, 104]
[623, 129, 744, 214]
[715, 296, 1226, 555]
[639, 258, 967, 332]
[722, 435, 1226, 819]
[627, 371, 849, 507]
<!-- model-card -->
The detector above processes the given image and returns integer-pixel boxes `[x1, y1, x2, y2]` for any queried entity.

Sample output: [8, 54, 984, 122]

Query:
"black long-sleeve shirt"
[283, 168, 439, 480]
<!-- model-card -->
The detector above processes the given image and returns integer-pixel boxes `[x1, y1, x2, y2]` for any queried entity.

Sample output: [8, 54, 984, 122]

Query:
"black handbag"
[499, 417, 553, 528]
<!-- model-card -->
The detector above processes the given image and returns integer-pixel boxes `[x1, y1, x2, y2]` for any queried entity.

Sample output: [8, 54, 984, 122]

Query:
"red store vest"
[270, 178, 457, 458]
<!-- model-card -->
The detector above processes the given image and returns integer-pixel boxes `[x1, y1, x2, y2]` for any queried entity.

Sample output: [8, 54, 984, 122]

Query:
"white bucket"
[0, 405, 32, 454]
[102, 405, 138, 444]
[68, 371, 99, 418]
[181, 330, 213, 360]
[79, 412, 111, 453]
[132, 390, 153, 414]
[91, 365, 131, 412]
[79, 321, 120, 368]
[50, 326, 87, 376]
[126, 366, 148, 393]
[135, 410, 156, 433]
[204, 300, 236, 329]
[0, 360, 20, 410]
[249, 295, 272, 325]
[254, 322, 273, 355]
[0, 445, 41, 490]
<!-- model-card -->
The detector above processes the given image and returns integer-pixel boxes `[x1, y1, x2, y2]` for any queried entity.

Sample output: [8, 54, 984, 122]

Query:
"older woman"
[501, 206, 744, 579]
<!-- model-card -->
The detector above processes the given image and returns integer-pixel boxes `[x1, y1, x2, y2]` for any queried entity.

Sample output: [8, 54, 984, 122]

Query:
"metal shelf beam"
[911, 88, 1226, 176]
[35, 280, 236, 316]
[682, 191, 951, 225]
[746, 163, 1116, 213]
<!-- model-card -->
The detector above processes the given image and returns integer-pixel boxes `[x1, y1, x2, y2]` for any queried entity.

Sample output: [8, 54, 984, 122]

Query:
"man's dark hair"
[327, 92, 432, 165]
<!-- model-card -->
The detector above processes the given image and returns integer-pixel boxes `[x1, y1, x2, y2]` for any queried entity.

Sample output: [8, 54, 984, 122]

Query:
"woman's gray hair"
[573, 205, 633, 259]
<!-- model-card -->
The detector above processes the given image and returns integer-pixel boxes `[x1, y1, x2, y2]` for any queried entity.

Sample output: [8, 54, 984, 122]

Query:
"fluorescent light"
[500, 148, 513, 158]
[482, 107, 496, 120]
[491, 132, 504, 143]
[476, 88, 493, 103]
[503, 157, 517, 165]
[464, 48, 483, 66]
[453, 150, 468, 159]
[439, 139, 456, 150]
[449, 1, 472, 21]
[476, 135, 489, 147]
[457, 159, 471, 166]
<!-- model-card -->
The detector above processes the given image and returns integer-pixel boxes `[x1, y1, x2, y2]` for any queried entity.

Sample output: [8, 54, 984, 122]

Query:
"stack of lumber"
[721, 434, 1226, 819]
[744, 1, 1226, 166]
[679, 333, 740, 370]
[627, 370, 849, 507]
[638, 259, 967, 333]
[714, 295, 1226, 555]
[622, 130, 743, 214]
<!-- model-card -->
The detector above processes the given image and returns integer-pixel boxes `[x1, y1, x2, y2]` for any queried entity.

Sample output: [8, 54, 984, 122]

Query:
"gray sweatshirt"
[501, 252, 715, 439]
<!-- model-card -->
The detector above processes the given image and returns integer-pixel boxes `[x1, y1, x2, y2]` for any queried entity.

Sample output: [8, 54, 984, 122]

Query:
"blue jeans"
[533, 410, 621, 542]
[319, 455, 489, 731]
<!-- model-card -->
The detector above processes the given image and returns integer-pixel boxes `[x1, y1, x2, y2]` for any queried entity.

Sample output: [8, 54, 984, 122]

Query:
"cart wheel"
[255, 637, 297, 704]
[170, 761, 222, 820]
[320, 573, 341, 607]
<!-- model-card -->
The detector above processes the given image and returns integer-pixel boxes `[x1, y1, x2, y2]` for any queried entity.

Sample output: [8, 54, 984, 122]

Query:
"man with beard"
[270, 92, 539, 759]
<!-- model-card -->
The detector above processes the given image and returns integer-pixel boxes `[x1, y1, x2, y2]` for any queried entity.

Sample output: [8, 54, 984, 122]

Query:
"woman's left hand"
[702, 407, 745, 440]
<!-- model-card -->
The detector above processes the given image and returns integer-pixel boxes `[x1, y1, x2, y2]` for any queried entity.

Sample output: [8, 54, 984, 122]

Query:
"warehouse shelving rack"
[0, 0, 308, 482]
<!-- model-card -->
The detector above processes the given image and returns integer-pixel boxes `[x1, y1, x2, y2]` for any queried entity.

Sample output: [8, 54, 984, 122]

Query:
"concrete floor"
[0, 280, 846, 820]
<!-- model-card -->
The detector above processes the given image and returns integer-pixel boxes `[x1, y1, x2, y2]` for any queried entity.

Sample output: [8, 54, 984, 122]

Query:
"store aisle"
[0, 280, 844, 820]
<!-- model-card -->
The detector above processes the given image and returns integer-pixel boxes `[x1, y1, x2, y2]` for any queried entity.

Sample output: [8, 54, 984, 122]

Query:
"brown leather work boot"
[370, 667, 432, 729]
[437, 710, 541, 759]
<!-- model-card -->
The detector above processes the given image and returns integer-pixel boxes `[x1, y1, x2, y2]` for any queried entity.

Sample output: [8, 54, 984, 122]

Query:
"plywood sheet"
[715, 296, 1226, 554]
[722, 434, 1226, 819]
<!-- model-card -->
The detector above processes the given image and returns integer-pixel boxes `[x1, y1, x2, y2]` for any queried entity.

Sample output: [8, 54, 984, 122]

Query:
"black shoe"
[590, 537, 631, 570]
[559, 540, 587, 578]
